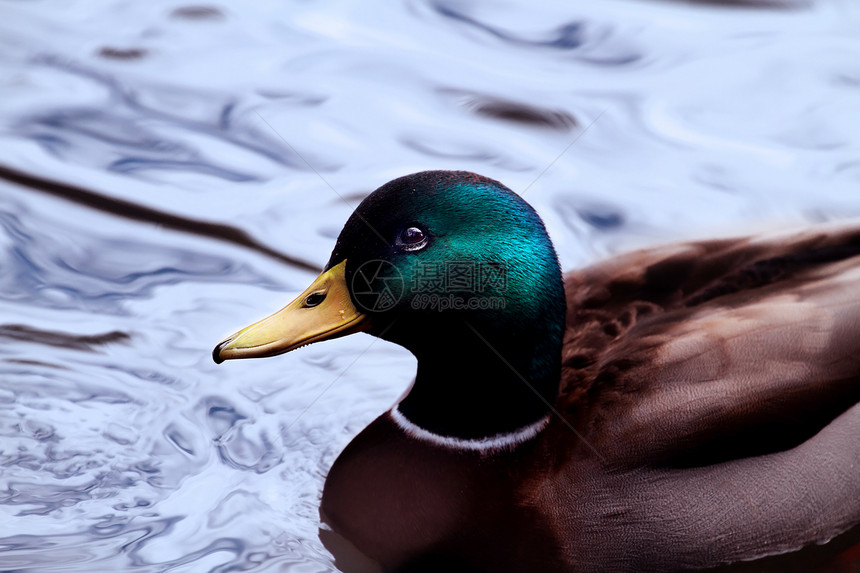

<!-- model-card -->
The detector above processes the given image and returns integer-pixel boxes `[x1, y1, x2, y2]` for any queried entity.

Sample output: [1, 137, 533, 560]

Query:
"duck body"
[215, 171, 860, 572]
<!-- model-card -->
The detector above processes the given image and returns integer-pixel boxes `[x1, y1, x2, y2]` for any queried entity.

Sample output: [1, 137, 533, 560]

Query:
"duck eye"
[401, 227, 424, 243]
[397, 226, 428, 251]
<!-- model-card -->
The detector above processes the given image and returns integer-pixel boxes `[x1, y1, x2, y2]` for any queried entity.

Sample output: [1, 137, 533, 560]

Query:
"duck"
[213, 171, 860, 572]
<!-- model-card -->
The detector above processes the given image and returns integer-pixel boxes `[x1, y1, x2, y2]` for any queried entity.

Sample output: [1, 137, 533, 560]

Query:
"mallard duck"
[213, 171, 860, 572]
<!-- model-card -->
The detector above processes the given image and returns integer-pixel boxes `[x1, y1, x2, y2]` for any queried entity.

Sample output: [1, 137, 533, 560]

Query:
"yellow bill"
[213, 260, 368, 363]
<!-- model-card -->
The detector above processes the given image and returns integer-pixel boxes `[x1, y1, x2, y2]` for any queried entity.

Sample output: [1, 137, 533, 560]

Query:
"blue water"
[2, 0, 860, 571]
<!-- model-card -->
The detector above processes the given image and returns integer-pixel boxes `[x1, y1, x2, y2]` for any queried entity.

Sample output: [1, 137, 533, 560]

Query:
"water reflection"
[1, 0, 859, 571]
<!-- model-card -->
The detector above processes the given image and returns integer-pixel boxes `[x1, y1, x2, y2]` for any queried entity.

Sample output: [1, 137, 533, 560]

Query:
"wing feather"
[560, 224, 860, 466]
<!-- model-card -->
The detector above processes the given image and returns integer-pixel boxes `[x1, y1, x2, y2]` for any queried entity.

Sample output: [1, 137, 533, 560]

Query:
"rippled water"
[1, 0, 860, 571]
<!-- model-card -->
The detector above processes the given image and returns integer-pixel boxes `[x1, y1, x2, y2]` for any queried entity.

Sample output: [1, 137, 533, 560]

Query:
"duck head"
[214, 171, 565, 440]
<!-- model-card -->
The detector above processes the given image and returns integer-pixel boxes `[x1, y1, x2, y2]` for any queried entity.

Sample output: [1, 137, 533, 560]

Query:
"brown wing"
[559, 223, 860, 467]
[550, 224, 860, 569]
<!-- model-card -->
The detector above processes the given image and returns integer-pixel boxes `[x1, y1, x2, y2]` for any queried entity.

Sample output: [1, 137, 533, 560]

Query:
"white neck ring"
[388, 405, 550, 452]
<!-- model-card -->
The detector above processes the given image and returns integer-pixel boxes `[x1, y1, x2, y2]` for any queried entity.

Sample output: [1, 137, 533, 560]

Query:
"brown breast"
[320, 412, 565, 572]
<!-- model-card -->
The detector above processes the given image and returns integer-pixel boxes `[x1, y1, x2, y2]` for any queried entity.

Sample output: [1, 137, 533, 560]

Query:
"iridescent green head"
[328, 171, 564, 346]
[215, 171, 566, 439]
